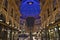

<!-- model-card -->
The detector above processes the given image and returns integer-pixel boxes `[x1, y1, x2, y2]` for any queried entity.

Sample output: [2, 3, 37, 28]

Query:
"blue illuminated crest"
[20, 0, 41, 19]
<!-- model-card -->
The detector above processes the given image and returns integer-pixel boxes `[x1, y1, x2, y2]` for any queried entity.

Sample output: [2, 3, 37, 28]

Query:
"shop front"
[48, 26, 59, 40]
[0, 23, 19, 40]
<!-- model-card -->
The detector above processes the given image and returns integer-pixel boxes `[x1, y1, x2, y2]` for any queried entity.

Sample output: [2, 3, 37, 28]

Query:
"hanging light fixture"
[27, 2, 33, 5]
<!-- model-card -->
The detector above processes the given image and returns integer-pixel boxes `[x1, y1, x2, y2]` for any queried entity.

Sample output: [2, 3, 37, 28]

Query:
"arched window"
[3, 0, 8, 11]
[0, 13, 6, 23]
[53, 0, 57, 11]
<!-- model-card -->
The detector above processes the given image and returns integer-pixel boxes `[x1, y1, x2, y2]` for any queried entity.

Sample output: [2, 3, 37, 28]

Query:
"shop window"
[0, 13, 6, 23]
[2, 29, 7, 40]
[3, 0, 8, 11]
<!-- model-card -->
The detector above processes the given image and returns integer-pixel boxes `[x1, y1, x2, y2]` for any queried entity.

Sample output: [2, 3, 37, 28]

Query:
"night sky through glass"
[20, 0, 41, 19]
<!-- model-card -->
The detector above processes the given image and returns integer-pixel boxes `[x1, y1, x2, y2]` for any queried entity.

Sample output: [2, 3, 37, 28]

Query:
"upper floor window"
[55, 13, 60, 21]
[14, 13, 17, 20]
[3, 0, 8, 11]
[58, 0, 60, 3]
[20, 0, 22, 1]
[53, 0, 57, 11]
[44, 14, 46, 20]
[15, 0, 20, 8]
[15, 0, 18, 5]
[11, 8, 13, 17]
[0, 0, 2, 5]
[47, 9, 50, 17]
[42, 0, 45, 5]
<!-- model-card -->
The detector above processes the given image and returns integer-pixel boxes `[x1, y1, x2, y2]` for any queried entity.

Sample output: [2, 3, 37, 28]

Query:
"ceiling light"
[6, 22, 9, 24]
[49, 30, 50, 32]
[19, 30, 21, 31]
[59, 27, 60, 30]
[55, 28, 57, 31]
[28, 2, 33, 5]
[15, 27, 17, 29]
[47, 25, 49, 26]
[0, 20, 2, 22]
[51, 22, 54, 24]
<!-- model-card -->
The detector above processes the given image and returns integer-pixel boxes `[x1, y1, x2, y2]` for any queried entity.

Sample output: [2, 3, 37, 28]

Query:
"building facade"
[0, 0, 21, 40]
[40, 0, 60, 40]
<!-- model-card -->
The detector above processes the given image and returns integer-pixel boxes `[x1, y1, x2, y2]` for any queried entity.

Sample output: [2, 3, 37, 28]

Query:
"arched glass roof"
[20, 0, 41, 19]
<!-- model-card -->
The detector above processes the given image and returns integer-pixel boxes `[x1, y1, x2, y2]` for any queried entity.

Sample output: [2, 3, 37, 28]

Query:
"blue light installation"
[20, 0, 41, 19]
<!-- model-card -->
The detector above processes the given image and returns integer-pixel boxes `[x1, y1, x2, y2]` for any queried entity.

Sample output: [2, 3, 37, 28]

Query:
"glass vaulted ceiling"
[20, 0, 41, 19]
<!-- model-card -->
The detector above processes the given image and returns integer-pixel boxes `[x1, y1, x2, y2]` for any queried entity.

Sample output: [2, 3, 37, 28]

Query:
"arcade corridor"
[0, 0, 60, 40]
